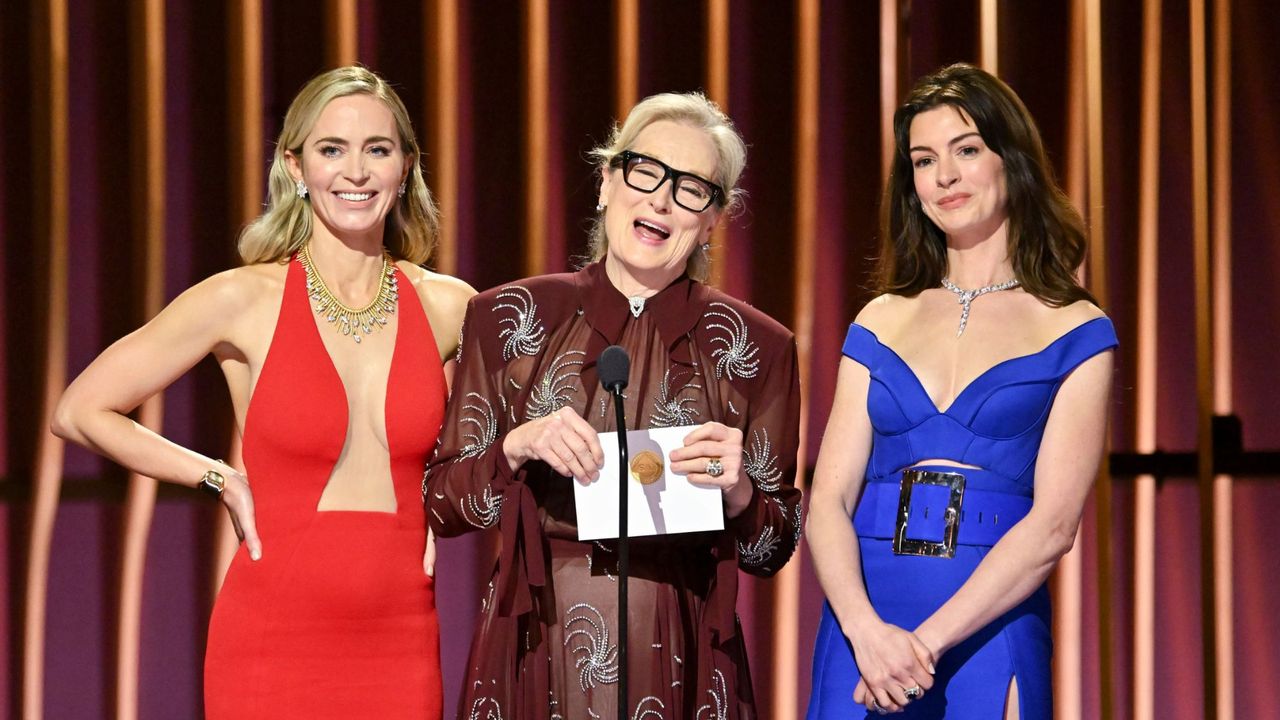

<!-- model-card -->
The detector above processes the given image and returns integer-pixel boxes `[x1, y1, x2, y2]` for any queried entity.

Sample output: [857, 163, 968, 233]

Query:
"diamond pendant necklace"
[940, 276, 1020, 337]
[627, 296, 647, 318]
[299, 242, 399, 344]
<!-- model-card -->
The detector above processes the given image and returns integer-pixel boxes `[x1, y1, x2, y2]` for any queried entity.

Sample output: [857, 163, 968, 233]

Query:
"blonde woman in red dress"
[53, 66, 474, 719]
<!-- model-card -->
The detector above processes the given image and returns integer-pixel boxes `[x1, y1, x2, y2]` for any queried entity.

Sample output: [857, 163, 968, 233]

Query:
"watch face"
[202, 470, 226, 496]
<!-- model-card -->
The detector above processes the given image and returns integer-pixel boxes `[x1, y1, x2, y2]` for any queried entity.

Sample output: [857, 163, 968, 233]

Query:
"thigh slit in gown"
[807, 318, 1117, 719]
[205, 256, 446, 719]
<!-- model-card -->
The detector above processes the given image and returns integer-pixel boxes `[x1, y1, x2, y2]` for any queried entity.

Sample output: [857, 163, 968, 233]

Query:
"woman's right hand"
[220, 469, 263, 561]
[847, 619, 935, 713]
[501, 406, 603, 484]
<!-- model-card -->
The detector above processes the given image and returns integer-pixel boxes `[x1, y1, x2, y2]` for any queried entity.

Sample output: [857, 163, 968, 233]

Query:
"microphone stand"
[608, 387, 630, 717]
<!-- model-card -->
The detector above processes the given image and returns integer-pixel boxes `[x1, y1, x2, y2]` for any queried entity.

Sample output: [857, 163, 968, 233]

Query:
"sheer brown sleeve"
[424, 296, 517, 537]
[728, 336, 803, 577]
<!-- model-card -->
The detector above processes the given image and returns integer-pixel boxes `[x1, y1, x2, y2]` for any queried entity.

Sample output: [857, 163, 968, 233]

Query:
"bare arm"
[913, 349, 1114, 657]
[807, 357, 935, 712]
[51, 270, 264, 558]
[806, 358, 876, 630]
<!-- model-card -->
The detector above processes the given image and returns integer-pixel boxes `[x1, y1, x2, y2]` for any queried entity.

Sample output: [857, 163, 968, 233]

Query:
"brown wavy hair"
[876, 63, 1095, 306]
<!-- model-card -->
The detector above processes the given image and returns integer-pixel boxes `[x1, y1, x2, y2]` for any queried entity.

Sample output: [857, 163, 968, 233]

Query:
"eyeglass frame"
[608, 150, 726, 213]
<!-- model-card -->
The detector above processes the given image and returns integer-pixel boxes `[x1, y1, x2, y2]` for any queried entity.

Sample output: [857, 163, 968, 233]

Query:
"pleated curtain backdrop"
[2, 1, 1278, 718]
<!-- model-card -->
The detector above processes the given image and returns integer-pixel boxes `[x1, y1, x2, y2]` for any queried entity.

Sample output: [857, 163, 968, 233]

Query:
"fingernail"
[251, 549, 261, 561]
[928, 662, 936, 674]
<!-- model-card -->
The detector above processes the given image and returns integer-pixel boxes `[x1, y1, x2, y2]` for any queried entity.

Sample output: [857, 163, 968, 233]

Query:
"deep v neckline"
[304, 262, 406, 511]
[854, 317, 1109, 415]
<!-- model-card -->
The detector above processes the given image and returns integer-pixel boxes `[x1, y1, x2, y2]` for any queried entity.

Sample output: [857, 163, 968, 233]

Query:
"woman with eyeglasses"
[426, 92, 802, 719]
[805, 64, 1116, 718]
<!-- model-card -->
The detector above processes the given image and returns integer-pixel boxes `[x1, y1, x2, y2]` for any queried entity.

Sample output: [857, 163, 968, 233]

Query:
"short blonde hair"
[586, 92, 747, 282]
[238, 66, 440, 265]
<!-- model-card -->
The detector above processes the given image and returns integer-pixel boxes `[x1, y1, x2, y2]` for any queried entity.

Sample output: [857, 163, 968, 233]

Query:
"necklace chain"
[940, 276, 1020, 337]
[299, 243, 398, 344]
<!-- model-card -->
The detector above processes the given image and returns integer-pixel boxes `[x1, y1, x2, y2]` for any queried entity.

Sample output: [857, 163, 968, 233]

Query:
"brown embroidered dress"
[426, 261, 802, 719]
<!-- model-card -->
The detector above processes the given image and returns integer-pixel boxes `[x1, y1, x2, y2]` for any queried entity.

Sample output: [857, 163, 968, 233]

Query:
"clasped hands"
[502, 407, 753, 517]
[849, 620, 937, 714]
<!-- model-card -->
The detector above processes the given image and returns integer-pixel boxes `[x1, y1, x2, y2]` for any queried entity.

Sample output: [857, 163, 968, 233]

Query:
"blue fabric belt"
[853, 478, 1032, 549]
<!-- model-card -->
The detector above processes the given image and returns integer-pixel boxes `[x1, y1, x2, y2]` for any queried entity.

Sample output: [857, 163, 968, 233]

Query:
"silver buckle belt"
[893, 469, 966, 558]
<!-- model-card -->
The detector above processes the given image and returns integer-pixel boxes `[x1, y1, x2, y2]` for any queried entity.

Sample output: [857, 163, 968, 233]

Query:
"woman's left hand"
[669, 421, 752, 518]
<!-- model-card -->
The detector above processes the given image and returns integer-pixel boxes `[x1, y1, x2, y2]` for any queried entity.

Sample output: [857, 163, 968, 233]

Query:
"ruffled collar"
[574, 260, 709, 351]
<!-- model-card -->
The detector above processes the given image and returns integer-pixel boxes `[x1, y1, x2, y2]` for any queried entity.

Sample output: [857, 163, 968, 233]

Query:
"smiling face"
[908, 105, 1009, 245]
[598, 120, 722, 291]
[286, 93, 411, 245]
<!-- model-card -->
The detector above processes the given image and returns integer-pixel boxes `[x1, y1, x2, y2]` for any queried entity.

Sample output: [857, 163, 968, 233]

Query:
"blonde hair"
[586, 92, 747, 282]
[238, 66, 440, 265]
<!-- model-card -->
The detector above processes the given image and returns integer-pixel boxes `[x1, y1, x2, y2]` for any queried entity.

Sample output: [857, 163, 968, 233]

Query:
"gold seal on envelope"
[629, 450, 664, 485]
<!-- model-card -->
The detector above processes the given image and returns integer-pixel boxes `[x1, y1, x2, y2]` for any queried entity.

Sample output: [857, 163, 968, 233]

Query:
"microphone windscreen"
[598, 345, 631, 392]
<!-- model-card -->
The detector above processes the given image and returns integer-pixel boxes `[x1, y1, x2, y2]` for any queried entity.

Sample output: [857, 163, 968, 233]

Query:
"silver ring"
[705, 457, 724, 477]
[904, 685, 923, 701]
[870, 698, 886, 714]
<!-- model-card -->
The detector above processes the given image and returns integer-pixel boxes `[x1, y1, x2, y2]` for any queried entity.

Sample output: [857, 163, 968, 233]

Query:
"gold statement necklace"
[299, 242, 398, 344]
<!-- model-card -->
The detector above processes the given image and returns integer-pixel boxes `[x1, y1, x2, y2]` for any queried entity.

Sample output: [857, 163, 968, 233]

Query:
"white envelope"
[574, 425, 725, 541]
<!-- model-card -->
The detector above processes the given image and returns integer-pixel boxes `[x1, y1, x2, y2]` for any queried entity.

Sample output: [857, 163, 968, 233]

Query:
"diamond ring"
[705, 457, 724, 477]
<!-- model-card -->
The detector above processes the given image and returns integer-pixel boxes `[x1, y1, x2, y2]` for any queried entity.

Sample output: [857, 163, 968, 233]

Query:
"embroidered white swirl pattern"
[564, 603, 620, 691]
[526, 351, 585, 420]
[742, 429, 782, 492]
[494, 286, 546, 361]
[696, 669, 729, 720]
[650, 367, 702, 428]
[704, 302, 760, 380]
[738, 526, 780, 567]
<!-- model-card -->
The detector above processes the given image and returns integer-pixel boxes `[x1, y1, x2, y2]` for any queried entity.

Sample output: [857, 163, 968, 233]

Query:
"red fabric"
[204, 257, 445, 719]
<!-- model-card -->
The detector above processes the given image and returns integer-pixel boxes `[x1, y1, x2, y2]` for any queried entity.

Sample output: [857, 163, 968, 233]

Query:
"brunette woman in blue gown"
[805, 64, 1116, 718]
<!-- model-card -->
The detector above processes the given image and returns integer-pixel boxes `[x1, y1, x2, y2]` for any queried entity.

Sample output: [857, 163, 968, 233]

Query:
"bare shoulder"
[853, 293, 916, 334]
[397, 262, 476, 324]
[1037, 298, 1109, 336]
[170, 262, 286, 318]
[397, 263, 475, 359]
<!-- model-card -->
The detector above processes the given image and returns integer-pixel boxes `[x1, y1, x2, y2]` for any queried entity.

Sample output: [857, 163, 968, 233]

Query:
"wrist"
[197, 463, 228, 499]
[725, 478, 755, 518]
[913, 622, 949, 658]
[501, 433, 525, 473]
[833, 600, 882, 638]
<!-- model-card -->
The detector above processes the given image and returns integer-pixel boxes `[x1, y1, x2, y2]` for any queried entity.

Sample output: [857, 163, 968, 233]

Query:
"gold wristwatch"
[198, 468, 226, 499]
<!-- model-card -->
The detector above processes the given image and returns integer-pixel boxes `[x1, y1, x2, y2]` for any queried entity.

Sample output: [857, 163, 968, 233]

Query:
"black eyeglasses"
[610, 150, 725, 213]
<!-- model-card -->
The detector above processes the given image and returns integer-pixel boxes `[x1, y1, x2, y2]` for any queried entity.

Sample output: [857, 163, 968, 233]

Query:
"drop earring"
[398, 181, 407, 198]
[296, 179, 309, 199]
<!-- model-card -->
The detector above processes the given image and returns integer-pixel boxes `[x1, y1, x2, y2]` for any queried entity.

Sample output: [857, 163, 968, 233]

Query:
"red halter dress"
[205, 256, 445, 719]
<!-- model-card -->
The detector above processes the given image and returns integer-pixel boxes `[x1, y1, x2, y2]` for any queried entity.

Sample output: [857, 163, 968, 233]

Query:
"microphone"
[597, 344, 630, 711]
[598, 345, 630, 394]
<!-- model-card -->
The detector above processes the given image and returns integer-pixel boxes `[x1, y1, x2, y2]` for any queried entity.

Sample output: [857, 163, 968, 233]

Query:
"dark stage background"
[2, 1, 1277, 718]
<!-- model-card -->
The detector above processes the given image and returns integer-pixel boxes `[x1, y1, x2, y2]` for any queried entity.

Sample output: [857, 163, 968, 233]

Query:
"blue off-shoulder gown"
[807, 317, 1118, 719]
